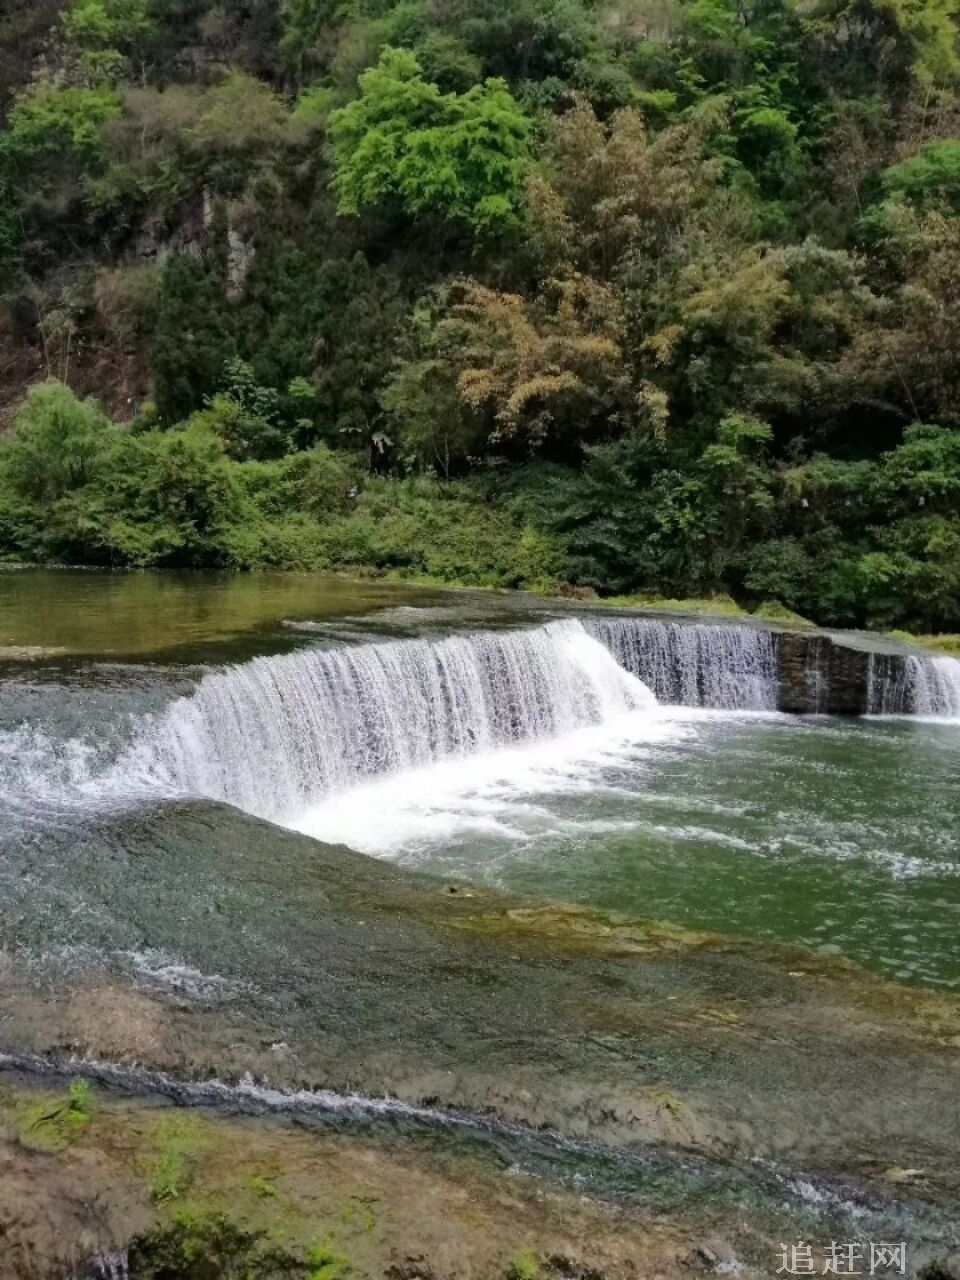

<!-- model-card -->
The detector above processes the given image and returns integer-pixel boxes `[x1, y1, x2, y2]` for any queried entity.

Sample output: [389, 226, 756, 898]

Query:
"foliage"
[891, 630, 960, 656]
[505, 1247, 543, 1280]
[143, 1114, 208, 1204]
[152, 249, 237, 425]
[62, 0, 154, 60]
[315, 474, 566, 587]
[127, 1210, 320, 1278]
[1, 382, 113, 505]
[604, 591, 750, 616]
[330, 47, 532, 235]
[527, 99, 726, 278]
[306, 1241, 350, 1280]
[883, 141, 960, 215]
[0, 80, 122, 201]
[2, 0, 960, 629]
[0, 383, 562, 584]
[281, 0, 339, 77]
[867, 0, 960, 89]
[438, 275, 631, 450]
[381, 296, 482, 475]
[849, 211, 960, 426]
[189, 70, 290, 159]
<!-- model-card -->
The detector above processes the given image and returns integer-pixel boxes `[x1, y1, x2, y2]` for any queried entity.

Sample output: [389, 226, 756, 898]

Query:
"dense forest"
[1, 0, 960, 628]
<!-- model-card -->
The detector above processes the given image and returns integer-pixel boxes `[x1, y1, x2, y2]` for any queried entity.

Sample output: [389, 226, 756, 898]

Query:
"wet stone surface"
[1, 805, 959, 1203]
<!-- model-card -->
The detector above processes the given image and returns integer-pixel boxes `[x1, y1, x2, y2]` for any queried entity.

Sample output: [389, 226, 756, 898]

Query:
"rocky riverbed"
[1, 804, 959, 1278]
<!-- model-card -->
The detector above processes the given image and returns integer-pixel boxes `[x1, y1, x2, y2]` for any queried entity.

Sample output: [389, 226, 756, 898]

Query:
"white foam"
[1, 619, 669, 834]
[292, 709, 685, 856]
[120, 619, 660, 823]
[121, 950, 247, 1000]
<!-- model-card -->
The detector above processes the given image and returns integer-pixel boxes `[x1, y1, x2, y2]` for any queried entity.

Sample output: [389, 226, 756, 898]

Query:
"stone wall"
[776, 631, 905, 715]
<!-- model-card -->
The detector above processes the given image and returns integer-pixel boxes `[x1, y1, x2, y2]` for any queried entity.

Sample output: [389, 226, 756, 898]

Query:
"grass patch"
[889, 630, 960, 657]
[144, 1113, 209, 1204]
[306, 1239, 350, 1280]
[15, 1077, 93, 1152]
[751, 599, 815, 627]
[506, 1247, 542, 1279]
[603, 593, 817, 628]
[602, 592, 748, 616]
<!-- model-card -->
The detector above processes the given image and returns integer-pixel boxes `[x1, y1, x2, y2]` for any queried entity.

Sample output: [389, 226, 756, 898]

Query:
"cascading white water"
[586, 617, 779, 710]
[924, 657, 960, 716]
[10, 615, 957, 843]
[868, 653, 960, 717]
[128, 619, 657, 823]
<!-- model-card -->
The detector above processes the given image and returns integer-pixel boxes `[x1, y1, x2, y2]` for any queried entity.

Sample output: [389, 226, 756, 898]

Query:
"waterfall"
[130, 619, 657, 822]
[587, 617, 778, 711]
[868, 653, 960, 717]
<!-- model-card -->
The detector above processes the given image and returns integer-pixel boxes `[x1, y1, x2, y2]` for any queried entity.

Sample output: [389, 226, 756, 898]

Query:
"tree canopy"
[1, 0, 960, 627]
[330, 47, 532, 235]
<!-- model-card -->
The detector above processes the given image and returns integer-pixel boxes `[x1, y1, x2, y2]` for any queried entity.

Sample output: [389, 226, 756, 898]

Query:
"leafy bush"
[330, 47, 532, 236]
[0, 382, 113, 505]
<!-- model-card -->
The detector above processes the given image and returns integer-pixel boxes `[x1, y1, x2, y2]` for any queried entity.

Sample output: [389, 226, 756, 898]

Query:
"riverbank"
[0, 1067, 902, 1280]
[0, 1070, 710, 1280]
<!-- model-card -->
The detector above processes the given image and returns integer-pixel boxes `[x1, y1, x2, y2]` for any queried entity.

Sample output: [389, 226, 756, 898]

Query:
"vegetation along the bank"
[2, 0, 960, 629]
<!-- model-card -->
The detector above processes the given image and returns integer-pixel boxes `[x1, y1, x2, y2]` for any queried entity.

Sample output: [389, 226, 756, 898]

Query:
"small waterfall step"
[768, 627, 958, 716]
[136, 619, 657, 824]
[587, 613, 960, 717]
[867, 651, 960, 716]
[586, 617, 778, 711]
[5, 614, 954, 836]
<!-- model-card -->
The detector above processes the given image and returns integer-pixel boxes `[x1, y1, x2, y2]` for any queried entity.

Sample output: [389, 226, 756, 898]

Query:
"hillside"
[1, 0, 960, 629]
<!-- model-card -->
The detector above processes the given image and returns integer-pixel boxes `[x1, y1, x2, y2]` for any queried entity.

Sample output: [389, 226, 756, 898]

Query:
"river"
[3, 569, 959, 988]
[3, 569, 960, 1277]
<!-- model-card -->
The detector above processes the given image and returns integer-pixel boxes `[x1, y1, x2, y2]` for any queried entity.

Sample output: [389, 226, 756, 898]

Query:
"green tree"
[848, 210, 960, 426]
[152, 247, 237, 425]
[0, 381, 112, 505]
[62, 0, 154, 59]
[101, 420, 251, 565]
[330, 47, 532, 236]
[882, 141, 960, 215]
[281, 0, 339, 78]
[1, 80, 122, 182]
[382, 296, 483, 476]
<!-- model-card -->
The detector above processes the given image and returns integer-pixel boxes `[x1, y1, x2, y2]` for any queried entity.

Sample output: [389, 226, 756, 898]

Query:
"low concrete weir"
[0, 615, 954, 841]
[776, 630, 875, 715]
[776, 629, 960, 716]
[586, 613, 960, 716]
